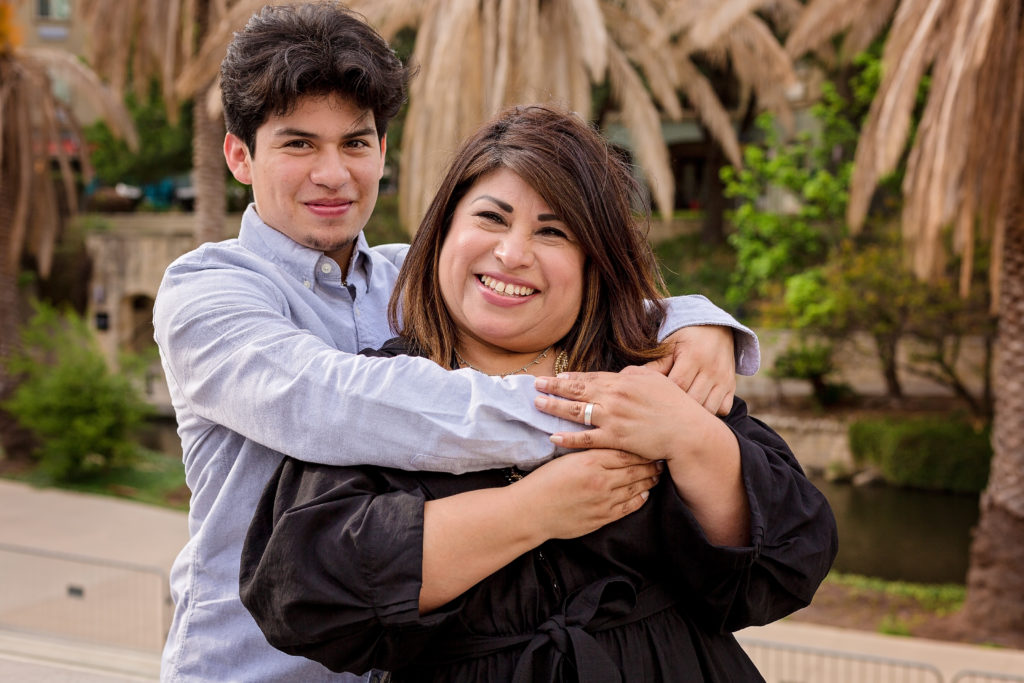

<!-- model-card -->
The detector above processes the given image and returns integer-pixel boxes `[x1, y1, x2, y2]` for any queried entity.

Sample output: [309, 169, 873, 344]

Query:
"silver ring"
[583, 402, 595, 427]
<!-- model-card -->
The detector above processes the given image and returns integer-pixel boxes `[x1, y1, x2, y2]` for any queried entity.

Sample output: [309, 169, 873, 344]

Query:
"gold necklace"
[455, 345, 554, 377]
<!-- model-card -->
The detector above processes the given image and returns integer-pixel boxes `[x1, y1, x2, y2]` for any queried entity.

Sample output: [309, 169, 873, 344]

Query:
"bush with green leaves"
[721, 48, 993, 413]
[848, 416, 991, 493]
[2, 302, 152, 481]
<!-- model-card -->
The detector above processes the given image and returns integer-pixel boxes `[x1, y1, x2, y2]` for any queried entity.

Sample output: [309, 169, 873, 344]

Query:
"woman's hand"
[510, 449, 661, 540]
[533, 367, 751, 546]
[534, 366, 701, 461]
[419, 449, 659, 612]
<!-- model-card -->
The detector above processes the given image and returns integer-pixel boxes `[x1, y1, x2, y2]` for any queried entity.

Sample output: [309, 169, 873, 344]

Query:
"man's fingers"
[684, 371, 714, 408]
[643, 354, 674, 377]
[715, 391, 735, 416]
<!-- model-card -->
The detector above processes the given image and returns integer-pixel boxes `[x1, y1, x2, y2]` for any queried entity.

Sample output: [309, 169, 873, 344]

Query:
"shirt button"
[320, 263, 333, 274]
[303, 280, 311, 289]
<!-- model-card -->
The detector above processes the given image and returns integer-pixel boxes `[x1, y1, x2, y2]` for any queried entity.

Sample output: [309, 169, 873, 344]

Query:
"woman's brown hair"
[389, 105, 670, 372]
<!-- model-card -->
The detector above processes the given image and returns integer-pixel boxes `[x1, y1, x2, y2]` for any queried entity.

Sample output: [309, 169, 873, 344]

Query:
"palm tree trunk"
[191, 87, 226, 246]
[961, 187, 1024, 640]
[0, 188, 18, 390]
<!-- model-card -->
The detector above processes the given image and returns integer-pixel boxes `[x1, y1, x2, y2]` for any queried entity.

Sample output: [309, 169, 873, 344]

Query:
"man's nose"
[310, 149, 352, 188]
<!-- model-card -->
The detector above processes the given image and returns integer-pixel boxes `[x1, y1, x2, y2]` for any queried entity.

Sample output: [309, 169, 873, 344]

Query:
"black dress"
[240, 339, 838, 682]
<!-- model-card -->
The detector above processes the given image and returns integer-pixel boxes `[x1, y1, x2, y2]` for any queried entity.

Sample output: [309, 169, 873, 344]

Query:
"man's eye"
[347, 139, 370, 148]
[284, 140, 311, 149]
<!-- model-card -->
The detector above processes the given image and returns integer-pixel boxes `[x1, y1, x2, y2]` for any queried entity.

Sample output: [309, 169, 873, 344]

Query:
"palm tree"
[788, 0, 1024, 644]
[77, 0, 235, 246]
[0, 0, 135, 447]
[183, 0, 803, 234]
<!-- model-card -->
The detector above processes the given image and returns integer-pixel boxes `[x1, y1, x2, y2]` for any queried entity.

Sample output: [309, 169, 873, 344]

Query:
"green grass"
[6, 447, 188, 510]
[825, 571, 966, 614]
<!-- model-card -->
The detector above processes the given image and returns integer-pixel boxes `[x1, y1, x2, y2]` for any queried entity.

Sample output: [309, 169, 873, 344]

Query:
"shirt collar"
[237, 204, 375, 292]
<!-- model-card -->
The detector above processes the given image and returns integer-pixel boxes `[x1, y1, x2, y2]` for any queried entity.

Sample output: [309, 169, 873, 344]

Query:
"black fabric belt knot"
[424, 577, 678, 683]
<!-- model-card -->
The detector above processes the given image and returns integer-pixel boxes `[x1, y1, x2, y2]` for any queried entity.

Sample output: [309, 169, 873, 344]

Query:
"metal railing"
[951, 673, 1024, 683]
[740, 637, 1024, 683]
[0, 542, 170, 652]
[741, 637, 944, 682]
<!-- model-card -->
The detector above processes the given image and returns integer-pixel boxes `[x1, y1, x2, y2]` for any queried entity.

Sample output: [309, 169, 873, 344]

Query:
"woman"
[240, 105, 837, 681]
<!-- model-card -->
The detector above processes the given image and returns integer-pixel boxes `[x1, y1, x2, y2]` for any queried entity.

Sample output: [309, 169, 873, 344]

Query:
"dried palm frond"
[0, 44, 134, 278]
[21, 46, 139, 150]
[846, 0, 947, 231]
[686, 0, 774, 50]
[607, 43, 674, 218]
[786, 0, 899, 62]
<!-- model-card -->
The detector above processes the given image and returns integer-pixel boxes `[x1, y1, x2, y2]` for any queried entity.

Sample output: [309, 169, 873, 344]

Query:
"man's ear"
[224, 133, 253, 185]
[377, 134, 387, 180]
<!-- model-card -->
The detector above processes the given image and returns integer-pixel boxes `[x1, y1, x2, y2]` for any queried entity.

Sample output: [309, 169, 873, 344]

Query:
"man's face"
[224, 94, 386, 269]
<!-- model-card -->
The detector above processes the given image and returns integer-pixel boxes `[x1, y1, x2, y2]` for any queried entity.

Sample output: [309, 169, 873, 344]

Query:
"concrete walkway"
[1, 478, 1022, 682]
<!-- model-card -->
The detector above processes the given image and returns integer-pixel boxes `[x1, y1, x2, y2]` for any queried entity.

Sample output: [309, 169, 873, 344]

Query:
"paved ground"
[1, 478, 1022, 682]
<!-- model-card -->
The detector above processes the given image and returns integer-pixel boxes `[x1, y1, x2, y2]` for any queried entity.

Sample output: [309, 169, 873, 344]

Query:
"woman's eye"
[539, 226, 569, 239]
[476, 211, 505, 224]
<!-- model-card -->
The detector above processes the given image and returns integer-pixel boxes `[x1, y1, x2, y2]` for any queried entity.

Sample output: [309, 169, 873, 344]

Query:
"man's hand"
[653, 325, 736, 415]
[512, 449, 661, 539]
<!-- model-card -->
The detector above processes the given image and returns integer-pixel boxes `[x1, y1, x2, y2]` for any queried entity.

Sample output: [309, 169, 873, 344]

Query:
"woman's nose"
[493, 231, 533, 268]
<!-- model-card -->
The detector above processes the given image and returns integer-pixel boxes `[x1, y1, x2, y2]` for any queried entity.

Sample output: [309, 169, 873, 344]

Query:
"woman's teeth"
[479, 274, 535, 296]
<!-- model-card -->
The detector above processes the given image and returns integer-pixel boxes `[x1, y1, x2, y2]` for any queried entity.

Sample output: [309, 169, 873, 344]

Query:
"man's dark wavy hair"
[220, 1, 413, 154]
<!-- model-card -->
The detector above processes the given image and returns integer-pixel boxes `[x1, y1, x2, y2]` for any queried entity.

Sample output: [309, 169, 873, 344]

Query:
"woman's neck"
[453, 343, 558, 377]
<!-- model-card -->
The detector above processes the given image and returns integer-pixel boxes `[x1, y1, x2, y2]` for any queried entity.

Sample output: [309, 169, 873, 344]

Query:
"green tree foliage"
[2, 302, 152, 481]
[722, 50, 992, 413]
[849, 416, 991, 493]
[84, 82, 193, 188]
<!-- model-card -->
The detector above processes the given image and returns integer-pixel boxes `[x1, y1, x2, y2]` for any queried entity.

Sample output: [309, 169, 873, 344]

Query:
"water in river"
[812, 476, 979, 585]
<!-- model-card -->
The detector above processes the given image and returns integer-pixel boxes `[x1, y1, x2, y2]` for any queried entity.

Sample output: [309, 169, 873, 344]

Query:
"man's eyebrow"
[270, 126, 378, 139]
[473, 195, 514, 213]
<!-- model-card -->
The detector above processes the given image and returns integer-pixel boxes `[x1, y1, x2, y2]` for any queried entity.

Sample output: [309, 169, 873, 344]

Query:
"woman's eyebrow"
[473, 195, 514, 212]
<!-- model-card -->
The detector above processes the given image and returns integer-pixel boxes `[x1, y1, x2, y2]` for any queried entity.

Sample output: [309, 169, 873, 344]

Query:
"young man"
[153, 3, 759, 681]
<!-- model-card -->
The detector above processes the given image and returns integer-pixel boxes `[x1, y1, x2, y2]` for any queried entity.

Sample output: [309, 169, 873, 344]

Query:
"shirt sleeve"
[239, 459, 459, 674]
[652, 398, 838, 632]
[658, 295, 760, 375]
[153, 258, 573, 473]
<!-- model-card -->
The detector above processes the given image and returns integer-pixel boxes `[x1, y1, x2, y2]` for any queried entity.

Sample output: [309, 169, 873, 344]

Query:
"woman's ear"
[224, 133, 253, 185]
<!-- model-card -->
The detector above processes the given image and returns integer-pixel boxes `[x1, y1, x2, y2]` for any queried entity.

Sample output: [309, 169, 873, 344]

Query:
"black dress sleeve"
[652, 397, 838, 633]
[239, 457, 461, 674]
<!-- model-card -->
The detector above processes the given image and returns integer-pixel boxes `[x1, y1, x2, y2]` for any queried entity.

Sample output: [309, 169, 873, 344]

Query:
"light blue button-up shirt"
[153, 205, 759, 682]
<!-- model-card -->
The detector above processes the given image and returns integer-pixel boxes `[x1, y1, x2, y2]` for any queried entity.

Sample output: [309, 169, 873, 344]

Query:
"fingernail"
[550, 434, 563, 445]
[534, 395, 548, 409]
[556, 372, 570, 378]
[535, 377, 549, 391]
[656, 461, 665, 472]
[640, 490, 650, 501]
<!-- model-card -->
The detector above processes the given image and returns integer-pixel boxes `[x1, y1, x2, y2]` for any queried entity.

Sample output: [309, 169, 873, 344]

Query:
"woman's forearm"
[665, 417, 750, 547]
[420, 486, 545, 613]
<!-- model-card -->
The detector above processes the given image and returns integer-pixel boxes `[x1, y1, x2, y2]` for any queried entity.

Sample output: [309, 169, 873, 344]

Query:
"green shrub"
[2, 302, 152, 482]
[848, 416, 991, 493]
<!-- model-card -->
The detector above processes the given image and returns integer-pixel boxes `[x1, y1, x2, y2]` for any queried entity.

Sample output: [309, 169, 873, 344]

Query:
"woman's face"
[438, 168, 586, 358]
